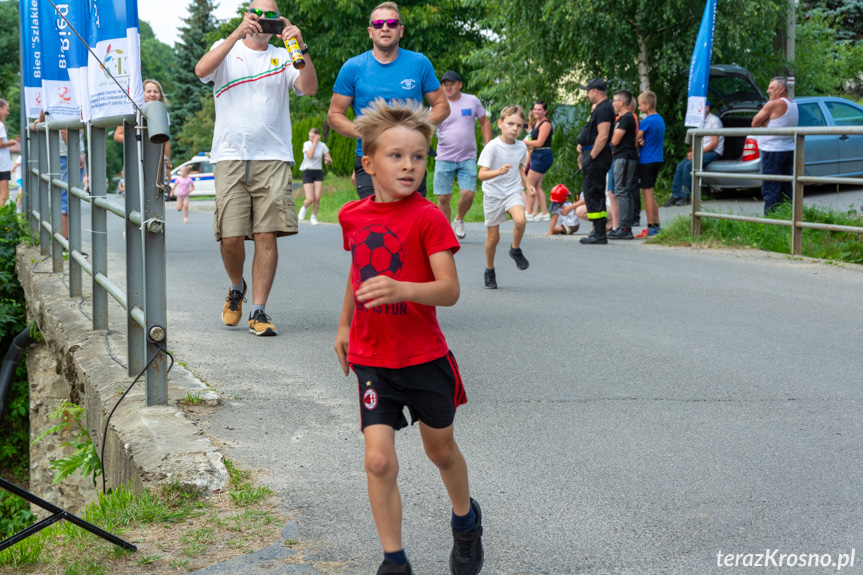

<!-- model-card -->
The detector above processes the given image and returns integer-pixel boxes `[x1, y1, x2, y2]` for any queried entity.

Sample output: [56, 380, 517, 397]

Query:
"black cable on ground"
[100, 345, 174, 494]
[0, 327, 36, 426]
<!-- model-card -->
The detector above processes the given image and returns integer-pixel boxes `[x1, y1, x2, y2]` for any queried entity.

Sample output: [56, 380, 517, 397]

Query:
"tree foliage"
[171, 0, 219, 160]
[140, 20, 177, 96]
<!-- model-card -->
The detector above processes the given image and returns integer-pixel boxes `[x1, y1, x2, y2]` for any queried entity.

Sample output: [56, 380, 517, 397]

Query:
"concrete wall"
[17, 244, 228, 512]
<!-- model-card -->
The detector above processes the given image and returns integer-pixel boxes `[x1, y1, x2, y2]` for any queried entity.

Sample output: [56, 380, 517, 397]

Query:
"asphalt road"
[97, 187, 863, 574]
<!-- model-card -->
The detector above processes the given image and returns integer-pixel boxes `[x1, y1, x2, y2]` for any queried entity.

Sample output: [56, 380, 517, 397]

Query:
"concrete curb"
[17, 244, 229, 495]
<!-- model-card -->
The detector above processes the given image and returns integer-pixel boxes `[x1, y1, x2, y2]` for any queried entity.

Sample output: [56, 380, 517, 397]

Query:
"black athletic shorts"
[302, 169, 323, 184]
[354, 155, 427, 200]
[637, 161, 663, 189]
[0, 171, 9, 181]
[352, 351, 467, 431]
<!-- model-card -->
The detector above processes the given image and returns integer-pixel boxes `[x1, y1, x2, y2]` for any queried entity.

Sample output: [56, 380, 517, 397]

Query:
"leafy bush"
[0, 204, 31, 535]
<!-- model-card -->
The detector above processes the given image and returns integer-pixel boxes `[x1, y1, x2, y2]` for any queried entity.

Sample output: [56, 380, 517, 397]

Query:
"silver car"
[699, 66, 863, 190]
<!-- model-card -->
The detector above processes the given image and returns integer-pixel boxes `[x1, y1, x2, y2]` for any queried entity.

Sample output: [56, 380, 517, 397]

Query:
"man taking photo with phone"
[195, 0, 318, 337]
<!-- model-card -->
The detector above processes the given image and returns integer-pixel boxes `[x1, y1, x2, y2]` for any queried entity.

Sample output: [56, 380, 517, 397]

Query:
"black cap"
[580, 78, 607, 92]
[441, 71, 462, 83]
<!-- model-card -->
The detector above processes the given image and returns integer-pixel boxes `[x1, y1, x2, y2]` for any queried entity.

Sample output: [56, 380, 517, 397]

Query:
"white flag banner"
[88, 0, 144, 120]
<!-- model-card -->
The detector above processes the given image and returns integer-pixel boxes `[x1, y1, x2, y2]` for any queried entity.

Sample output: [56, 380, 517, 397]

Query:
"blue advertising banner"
[685, 0, 717, 128]
[88, 0, 143, 120]
[19, 0, 43, 119]
[39, 0, 90, 120]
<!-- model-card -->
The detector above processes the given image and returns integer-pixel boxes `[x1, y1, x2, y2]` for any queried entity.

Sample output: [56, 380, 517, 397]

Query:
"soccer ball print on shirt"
[351, 225, 406, 285]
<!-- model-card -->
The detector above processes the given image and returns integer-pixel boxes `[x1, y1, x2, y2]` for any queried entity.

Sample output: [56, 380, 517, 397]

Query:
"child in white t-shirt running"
[477, 105, 535, 289]
[298, 128, 332, 225]
[545, 184, 580, 236]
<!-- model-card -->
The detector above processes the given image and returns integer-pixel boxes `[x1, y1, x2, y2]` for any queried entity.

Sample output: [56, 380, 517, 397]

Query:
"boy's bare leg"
[437, 193, 452, 221]
[456, 190, 474, 221]
[484, 225, 500, 269]
[508, 205, 527, 249]
[363, 424, 403, 552]
[643, 187, 659, 225]
[608, 192, 619, 229]
[419, 422, 470, 516]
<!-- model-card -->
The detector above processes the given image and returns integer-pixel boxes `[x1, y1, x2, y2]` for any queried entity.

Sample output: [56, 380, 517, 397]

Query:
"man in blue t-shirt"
[327, 1, 450, 199]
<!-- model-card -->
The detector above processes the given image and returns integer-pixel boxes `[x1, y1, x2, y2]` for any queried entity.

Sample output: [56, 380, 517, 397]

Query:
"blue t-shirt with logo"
[333, 49, 440, 156]
[638, 113, 666, 164]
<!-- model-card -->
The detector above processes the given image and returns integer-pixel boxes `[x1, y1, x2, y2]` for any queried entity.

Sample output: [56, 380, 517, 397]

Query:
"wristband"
[301, 44, 309, 55]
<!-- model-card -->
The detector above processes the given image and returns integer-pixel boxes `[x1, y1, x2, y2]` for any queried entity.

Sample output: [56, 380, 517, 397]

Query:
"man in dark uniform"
[578, 78, 615, 244]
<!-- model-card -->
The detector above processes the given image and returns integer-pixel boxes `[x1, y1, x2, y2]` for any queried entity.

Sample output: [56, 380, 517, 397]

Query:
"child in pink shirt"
[171, 165, 194, 223]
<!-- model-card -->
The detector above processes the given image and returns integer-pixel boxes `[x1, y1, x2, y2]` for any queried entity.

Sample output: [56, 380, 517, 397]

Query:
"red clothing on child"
[339, 192, 460, 369]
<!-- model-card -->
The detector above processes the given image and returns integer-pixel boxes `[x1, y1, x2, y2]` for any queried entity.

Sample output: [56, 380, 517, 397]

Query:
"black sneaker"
[377, 558, 413, 575]
[674, 197, 691, 206]
[662, 198, 678, 208]
[608, 228, 634, 240]
[579, 233, 608, 245]
[450, 498, 484, 575]
[508, 246, 529, 270]
[484, 268, 497, 290]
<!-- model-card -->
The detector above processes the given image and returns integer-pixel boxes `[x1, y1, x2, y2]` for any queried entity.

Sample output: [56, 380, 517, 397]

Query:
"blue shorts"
[529, 148, 554, 174]
[60, 156, 69, 215]
[433, 159, 477, 195]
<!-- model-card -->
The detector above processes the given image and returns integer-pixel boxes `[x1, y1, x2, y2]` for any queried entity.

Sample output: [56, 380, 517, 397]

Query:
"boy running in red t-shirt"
[335, 99, 483, 575]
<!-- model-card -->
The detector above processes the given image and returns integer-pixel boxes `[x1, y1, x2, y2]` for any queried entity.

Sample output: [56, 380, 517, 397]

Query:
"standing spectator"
[478, 105, 534, 289]
[0, 99, 18, 208]
[328, 2, 450, 199]
[171, 165, 195, 223]
[665, 101, 724, 207]
[635, 90, 665, 238]
[114, 79, 172, 185]
[195, 0, 318, 337]
[335, 100, 483, 575]
[751, 76, 798, 214]
[577, 79, 615, 245]
[608, 89, 639, 240]
[523, 101, 554, 221]
[298, 128, 333, 225]
[433, 70, 491, 239]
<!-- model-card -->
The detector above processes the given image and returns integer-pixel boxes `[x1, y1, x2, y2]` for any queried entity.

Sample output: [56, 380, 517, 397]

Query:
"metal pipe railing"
[687, 125, 863, 255]
[23, 104, 170, 405]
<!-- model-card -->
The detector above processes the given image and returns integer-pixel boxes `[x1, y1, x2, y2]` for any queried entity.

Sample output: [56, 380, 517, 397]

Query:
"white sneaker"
[453, 219, 466, 239]
[298, 205, 307, 221]
[538, 213, 551, 221]
[310, 214, 319, 226]
[525, 213, 536, 222]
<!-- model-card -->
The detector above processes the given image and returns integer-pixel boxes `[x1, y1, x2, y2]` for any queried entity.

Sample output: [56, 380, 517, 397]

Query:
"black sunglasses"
[370, 19, 401, 29]
[249, 8, 278, 18]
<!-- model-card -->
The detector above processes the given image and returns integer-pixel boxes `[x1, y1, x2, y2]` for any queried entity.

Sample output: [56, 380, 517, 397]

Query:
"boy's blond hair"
[309, 127, 321, 136]
[498, 105, 526, 122]
[355, 99, 434, 159]
[638, 90, 657, 110]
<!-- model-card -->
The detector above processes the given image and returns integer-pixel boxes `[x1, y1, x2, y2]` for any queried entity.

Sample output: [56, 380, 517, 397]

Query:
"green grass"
[651, 203, 863, 264]
[224, 458, 273, 507]
[182, 392, 202, 406]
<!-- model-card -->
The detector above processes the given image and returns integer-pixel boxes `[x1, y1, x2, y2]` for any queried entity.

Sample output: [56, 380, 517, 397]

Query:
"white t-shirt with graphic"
[201, 39, 303, 163]
[477, 137, 528, 199]
[299, 140, 330, 171]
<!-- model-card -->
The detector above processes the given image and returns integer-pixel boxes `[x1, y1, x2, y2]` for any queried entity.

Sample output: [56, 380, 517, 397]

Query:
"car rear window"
[825, 102, 863, 127]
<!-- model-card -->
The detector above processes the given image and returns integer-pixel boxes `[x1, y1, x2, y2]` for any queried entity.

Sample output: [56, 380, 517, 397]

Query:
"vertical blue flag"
[19, 0, 43, 119]
[39, 0, 90, 120]
[88, 0, 144, 120]
[685, 0, 718, 128]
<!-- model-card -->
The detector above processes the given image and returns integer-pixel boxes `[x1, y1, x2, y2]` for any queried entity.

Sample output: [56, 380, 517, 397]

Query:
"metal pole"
[787, 0, 797, 98]
[140, 119, 168, 405]
[124, 118, 145, 377]
[37, 129, 49, 254]
[791, 133, 805, 255]
[67, 128, 83, 297]
[48, 129, 63, 272]
[90, 126, 109, 331]
[691, 134, 704, 236]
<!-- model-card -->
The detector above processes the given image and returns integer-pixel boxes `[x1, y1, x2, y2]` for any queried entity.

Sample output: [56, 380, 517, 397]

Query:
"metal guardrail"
[22, 105, 171, 405]
[686, 126, 863, 256]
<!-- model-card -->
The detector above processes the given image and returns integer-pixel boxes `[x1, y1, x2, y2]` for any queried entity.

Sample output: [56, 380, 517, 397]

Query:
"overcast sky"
[138, 1, 246, 47]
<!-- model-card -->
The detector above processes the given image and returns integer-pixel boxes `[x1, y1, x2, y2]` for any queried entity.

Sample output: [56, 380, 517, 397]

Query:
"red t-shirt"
[339, 192, 460, 369]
